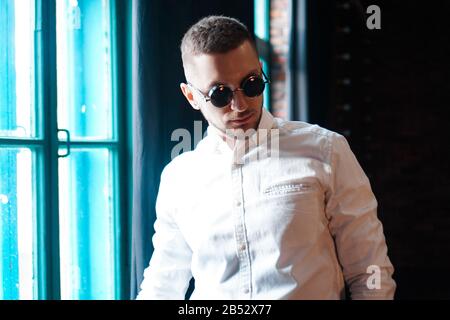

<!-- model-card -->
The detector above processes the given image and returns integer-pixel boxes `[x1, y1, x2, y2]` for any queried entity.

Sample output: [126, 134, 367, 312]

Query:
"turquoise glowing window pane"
[56, 0, 118, 299]
[56, 0, 114, 140]
[58, 148, 115, 299]
[0, 148, 37, 299]
[254, 0, 270, 111]
[0, 0, 36, 138]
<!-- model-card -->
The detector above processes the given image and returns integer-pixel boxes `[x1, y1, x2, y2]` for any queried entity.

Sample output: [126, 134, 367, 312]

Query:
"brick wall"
[269, 0, 289, 119]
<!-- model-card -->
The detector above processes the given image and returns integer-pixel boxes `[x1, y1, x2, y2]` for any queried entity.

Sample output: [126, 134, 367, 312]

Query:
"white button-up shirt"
[137, 109, 396, 300]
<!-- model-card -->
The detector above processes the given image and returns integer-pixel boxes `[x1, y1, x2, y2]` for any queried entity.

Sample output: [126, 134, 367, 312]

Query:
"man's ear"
[180, 83, 200, 110]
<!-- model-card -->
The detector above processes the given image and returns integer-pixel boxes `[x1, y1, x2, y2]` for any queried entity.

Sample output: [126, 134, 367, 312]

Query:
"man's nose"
[230, 90, 248, 112]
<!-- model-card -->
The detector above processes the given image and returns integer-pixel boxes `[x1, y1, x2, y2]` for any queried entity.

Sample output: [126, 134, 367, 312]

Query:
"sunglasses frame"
[187, 69, 270, 108]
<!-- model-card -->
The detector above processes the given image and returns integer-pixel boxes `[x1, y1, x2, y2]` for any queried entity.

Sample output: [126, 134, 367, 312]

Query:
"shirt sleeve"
[325, 133, 397, 300]
[136, 166, 193, 300]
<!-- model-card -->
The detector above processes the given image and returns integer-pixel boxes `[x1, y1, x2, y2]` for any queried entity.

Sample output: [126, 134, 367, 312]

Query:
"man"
[137, 16, 396, 300]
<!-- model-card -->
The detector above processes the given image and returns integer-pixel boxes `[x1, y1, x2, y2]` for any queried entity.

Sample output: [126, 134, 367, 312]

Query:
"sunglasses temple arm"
[262, 69, 271, 84]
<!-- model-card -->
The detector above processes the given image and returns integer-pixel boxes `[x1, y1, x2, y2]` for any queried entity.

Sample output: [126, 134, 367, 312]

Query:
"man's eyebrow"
[205, 68, 261, 91]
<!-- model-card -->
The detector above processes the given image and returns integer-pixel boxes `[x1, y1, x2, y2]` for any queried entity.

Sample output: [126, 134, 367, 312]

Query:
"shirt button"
[235, 200, 242, 207]
[243, 288, 250, 294]
[239, 244, 246, 251]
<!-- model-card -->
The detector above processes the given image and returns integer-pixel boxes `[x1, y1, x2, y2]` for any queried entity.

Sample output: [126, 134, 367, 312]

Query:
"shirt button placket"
[231, 163, 251, 298]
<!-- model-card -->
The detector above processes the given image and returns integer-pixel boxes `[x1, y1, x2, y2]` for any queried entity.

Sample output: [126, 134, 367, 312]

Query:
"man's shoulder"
[273, 117, 348, 163]
[274, 117, 339, 140]
[161, 150, 197, 180]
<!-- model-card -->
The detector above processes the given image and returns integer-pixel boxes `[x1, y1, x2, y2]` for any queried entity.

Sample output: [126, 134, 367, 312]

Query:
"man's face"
[181, 40, 264, 134]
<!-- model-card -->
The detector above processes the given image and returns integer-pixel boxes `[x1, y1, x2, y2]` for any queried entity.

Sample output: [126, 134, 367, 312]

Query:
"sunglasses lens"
[210, 86, 233, 107]
[243, 76, 265, 97]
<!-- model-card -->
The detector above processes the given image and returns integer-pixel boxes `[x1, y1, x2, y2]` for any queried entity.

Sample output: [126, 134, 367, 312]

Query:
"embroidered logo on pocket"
[263, 182, 315, 197]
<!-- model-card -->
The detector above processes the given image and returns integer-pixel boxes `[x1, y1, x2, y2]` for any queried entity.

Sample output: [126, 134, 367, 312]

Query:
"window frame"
[0, 0, 131, 300]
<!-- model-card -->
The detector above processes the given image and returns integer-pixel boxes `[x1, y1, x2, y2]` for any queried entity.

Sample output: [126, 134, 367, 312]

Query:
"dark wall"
[308, 0, 450, 299]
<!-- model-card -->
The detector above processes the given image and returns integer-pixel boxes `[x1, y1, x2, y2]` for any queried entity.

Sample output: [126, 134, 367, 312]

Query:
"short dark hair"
[180, 15, 257, 66]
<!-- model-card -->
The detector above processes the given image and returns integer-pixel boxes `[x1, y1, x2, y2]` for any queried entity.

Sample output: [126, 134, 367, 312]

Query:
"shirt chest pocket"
[261, 179, 325, 216]
[257, 179, 327, 245]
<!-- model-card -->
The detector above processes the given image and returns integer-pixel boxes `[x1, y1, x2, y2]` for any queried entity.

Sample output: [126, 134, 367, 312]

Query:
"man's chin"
[225, 123, 258, 139]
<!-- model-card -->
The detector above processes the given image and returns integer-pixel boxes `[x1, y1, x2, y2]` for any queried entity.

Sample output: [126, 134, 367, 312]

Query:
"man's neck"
[211, 109, 265, 150]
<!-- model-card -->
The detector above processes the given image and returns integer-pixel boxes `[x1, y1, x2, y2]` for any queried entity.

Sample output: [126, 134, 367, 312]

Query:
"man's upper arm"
[325, 133, 396, 299]
[136, 166, 193, 300]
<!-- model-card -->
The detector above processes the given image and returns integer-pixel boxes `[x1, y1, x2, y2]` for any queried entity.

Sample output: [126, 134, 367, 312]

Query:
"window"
[0, 147, 36, 299]
[56, 0, 117, 300]
[254, 0, 271, 110]
[0, 0, 129, 300]
[0, 0, 38, 300]
[0, 0, 36, 139]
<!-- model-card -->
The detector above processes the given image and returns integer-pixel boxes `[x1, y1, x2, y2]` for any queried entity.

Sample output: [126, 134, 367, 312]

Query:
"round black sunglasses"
[187, 70, 270, 108]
